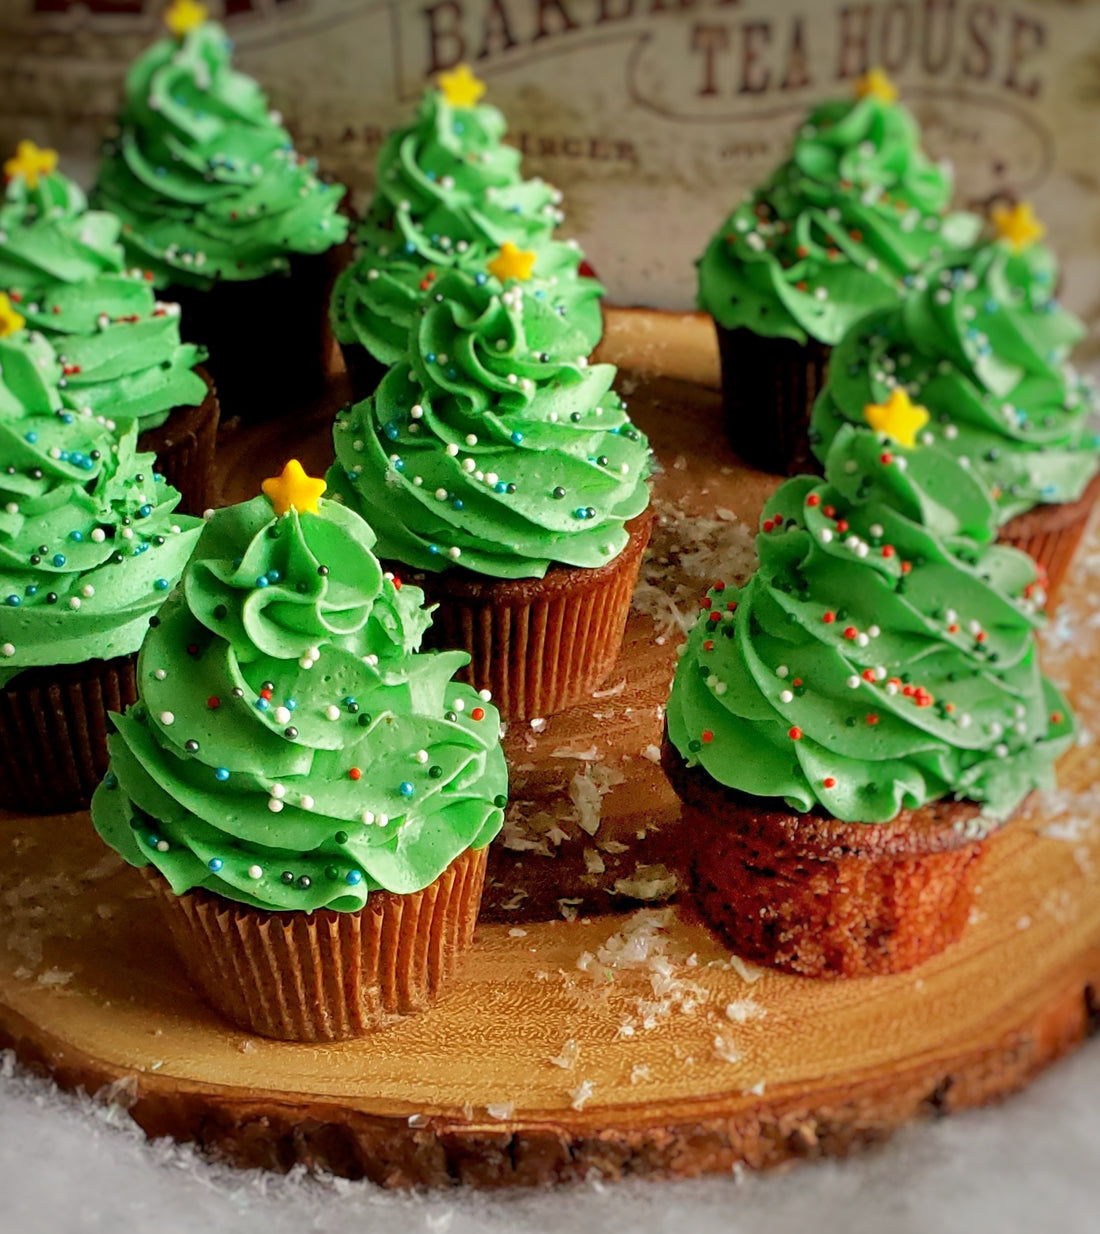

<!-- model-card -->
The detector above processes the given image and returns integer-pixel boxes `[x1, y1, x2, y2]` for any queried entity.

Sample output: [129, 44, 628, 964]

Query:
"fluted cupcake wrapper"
[411, 509, 654, 722]
[145, 845, 488, 1042]
[137, 367, 220, 517]
[715, 325, 831, 478]
[0, 654, 138, 815]
[997, 469, 1100, 605]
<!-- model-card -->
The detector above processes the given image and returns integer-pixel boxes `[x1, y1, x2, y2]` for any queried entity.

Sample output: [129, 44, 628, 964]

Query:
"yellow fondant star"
[990, 201, 1045, 252]
[854, 67, 898, 104]
[438, 63, 486, 109]
[3, 140, 58, 189]
[164, 0, 208, 38]
[488, 241, 537, 284]
[0, 293, 25, 338]
[863, 388, 929, 448]
[262, 460, 326, 517]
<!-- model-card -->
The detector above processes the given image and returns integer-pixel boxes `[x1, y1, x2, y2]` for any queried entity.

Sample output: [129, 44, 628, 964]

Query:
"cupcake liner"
[997, 469, 1100, 604]
[145, 845, 488, 1041]
[715, 325, 831, 477]
[663, 740, 992, 979]
[137, 366, 220, 516]
[0, 654, 137, 816]
[411, 509, 654, 722]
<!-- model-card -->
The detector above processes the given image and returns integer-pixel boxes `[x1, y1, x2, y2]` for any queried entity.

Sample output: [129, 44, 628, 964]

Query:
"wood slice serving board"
[1, 310, 1099, 1189]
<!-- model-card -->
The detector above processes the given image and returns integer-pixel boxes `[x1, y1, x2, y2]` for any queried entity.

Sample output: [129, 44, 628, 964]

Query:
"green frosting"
[811, 239, 1100, 522]
[697, 92, 980, 345]
[92, 492, 507, 913]
[0, 329, 202, 688]
[330, 85, 602, 366]
[667, 425, 1072, 824]
[328, 266, 651, 580]
[0, 166, 207, 431]
[92, 20, 347, 289]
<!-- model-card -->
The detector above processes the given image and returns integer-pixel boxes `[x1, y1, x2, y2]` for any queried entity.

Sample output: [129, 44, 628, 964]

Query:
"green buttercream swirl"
[328, 267, 650, 579]
[331, 87, 602, 365]
[667, 426, 1072, 824]
[697, 93, 980, 345]
[92, 20, 347, 289]
[811, 239, 1099, 522]
[92, 493, 507, 912]
[0, 329, 202, 687]
[0, 167, 207, 431]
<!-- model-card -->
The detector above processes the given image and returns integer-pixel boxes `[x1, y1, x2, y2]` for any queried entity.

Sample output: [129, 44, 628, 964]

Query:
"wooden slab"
[1, 310, 1099, 1188]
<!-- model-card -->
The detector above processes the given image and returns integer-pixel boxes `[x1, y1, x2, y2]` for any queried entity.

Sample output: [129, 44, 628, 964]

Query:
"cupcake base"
[715, 325, 830, 477]
[145, 845, 488, 1042]
[662, 740, 992, 978]
[998, 469, 1100, 603]
[0, 655, 137, 816]
[137, 367, 220, 516]
[407, 509, 654, 722]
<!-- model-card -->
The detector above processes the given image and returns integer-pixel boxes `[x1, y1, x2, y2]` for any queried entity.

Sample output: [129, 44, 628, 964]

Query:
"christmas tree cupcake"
[330, 64, 603, 398]
[810, 203, 1100, 598]
[0, 305, 202, 814]
[697, 68, 979, 475]
[92, 460, 507, 1041]
[1, 141, 219, 513]
[92, 1, 349, 420]
[663, 421, 1071, 978]
[329, 251, 652, 721]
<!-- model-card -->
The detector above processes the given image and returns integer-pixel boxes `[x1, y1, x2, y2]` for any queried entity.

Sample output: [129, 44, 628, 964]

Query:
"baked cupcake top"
[697, 69, 980, 346]
[331, 65, 603, 366]
[0, 142, 208, 431]
[91, 1, 348, 290]
[92, 461, 507, 913]
[810, 205, 1099, 522]
[328, 254, 650, 580]
[0, 308, 202, 686]
[666, 423, 1072, 824]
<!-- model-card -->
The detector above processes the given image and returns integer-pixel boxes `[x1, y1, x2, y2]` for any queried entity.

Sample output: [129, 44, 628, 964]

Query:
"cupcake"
[328, 252, 652, 721]
[91, 460, 507, 1041]
[697, 68, 979, 476]
[1, 142, 219, 514]
[91, 1, 349, 422]
[0, 308, 202, 814]
[810, 202, 1100, 598]
[330, 64, 602, 400]
[663, 422, 1072, 978]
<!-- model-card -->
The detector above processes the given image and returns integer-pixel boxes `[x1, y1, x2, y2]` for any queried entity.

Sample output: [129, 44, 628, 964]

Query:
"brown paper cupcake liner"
[662, 740, 993, 979]
[137, 366, 220, 516]
[0, 654, 137, 816]
[145, 845, 488, 1042]
[997, 469, 1100, 604]
[409, 509, 654, 722]
[715, 325, 830, 477]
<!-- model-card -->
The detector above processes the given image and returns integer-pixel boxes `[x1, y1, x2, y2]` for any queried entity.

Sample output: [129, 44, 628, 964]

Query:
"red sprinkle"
[835, 520, 849, 534]
[714, 581, 726, 592]
[348, 767, 362, 781]
[823, 777, 836, 789]
[260, 688, 273, 701]
[823, 505, 836, 519]
[471, 707, 485, 721]
[727, 601, 738, 612]
[703, 640, 714, 652]
[976, 631, 987, 643]
[392, 577, 402, 590]
[702, 730, 714, 744]
[700, 596, 712, 609]
[1051, 711, 1064, 724]
[880, 451, 894, 465]
[900, 561, 912, 574]
[788, 726, 803, 741]
[762, 518, 774, 532]
[866, 714, 880, 727]
[822, 611, 836, 624]
[882, 545, 896, 558]
[843, 626, 857, 640]
[806, 494, 821, 508]
[863, 669, 876, 682]
[709, 610, 722, 623]
[207, 696, 220, 710]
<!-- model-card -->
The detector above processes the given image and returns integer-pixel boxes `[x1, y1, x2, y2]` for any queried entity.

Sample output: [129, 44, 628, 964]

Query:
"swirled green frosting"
[92, 19, 347, 289]
[0, 329, 202, 688]
[328, 267, 650, 579]
[811, 239, 1100, 522]
[92, 493, 507, 913]
[331, 85, 602, 365]
[0, 166, 207, 431]
[667, 425, 1072, 824]
[697, 92, 980, 345]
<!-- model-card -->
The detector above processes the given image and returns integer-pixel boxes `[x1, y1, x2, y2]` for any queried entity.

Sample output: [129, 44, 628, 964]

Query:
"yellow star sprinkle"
[438, 63, 487, 109]
[854, 67, 898, 104]
[3, 140, 59, 189]
[0, 293, 25, 339]
[164, 0, 208, 38]
[262, 460, 327, 518]
[863, 388, 929, 449]
[488, 241, 537, 284]
[990, 201, 1045, 252]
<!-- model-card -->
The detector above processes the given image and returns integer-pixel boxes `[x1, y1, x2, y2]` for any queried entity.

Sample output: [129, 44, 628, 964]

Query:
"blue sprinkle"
[404, 242, 417, 254]
[138, 504, 153, 518]
[215, 768, 230, 782]
[511, 431, 524, 444]
[60, 413, 74, 424]
[25, 432, 37, 444]
[344, 696, 357, 706]
[104, 772, 118, 789]
[208, 858, 224, 873]
[475, 273, 488, 285]
[256, 576, 269, 588]
[453, 122, 465, 135]
[399, 782, 415, 797]
[69, 531, 83, 542]
[52, 554, 66, 567]
[286, 699, 297, 711]
[346, 869, 363, 886]
[446, 368, 457, 379]
[25, 585, 36, 597]
[426, 353, 436, 364]
[267, 569, 281, 583]
[428, 544, 440, 554]
[5, 595, 20, 607]
[494, 482, 507, 493]
[394, 458, 405, 471]
[255, 698, 270, 711]
[81, 458, 95, 471]
[154, 578, 169, 590]
[452, 498, 464, 510]
[384, 421, 399, 440]
[426, 170, 437, 181]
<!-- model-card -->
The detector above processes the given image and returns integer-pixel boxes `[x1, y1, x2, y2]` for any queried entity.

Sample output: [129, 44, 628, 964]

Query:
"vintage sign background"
[1, 0, 1098, 352]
